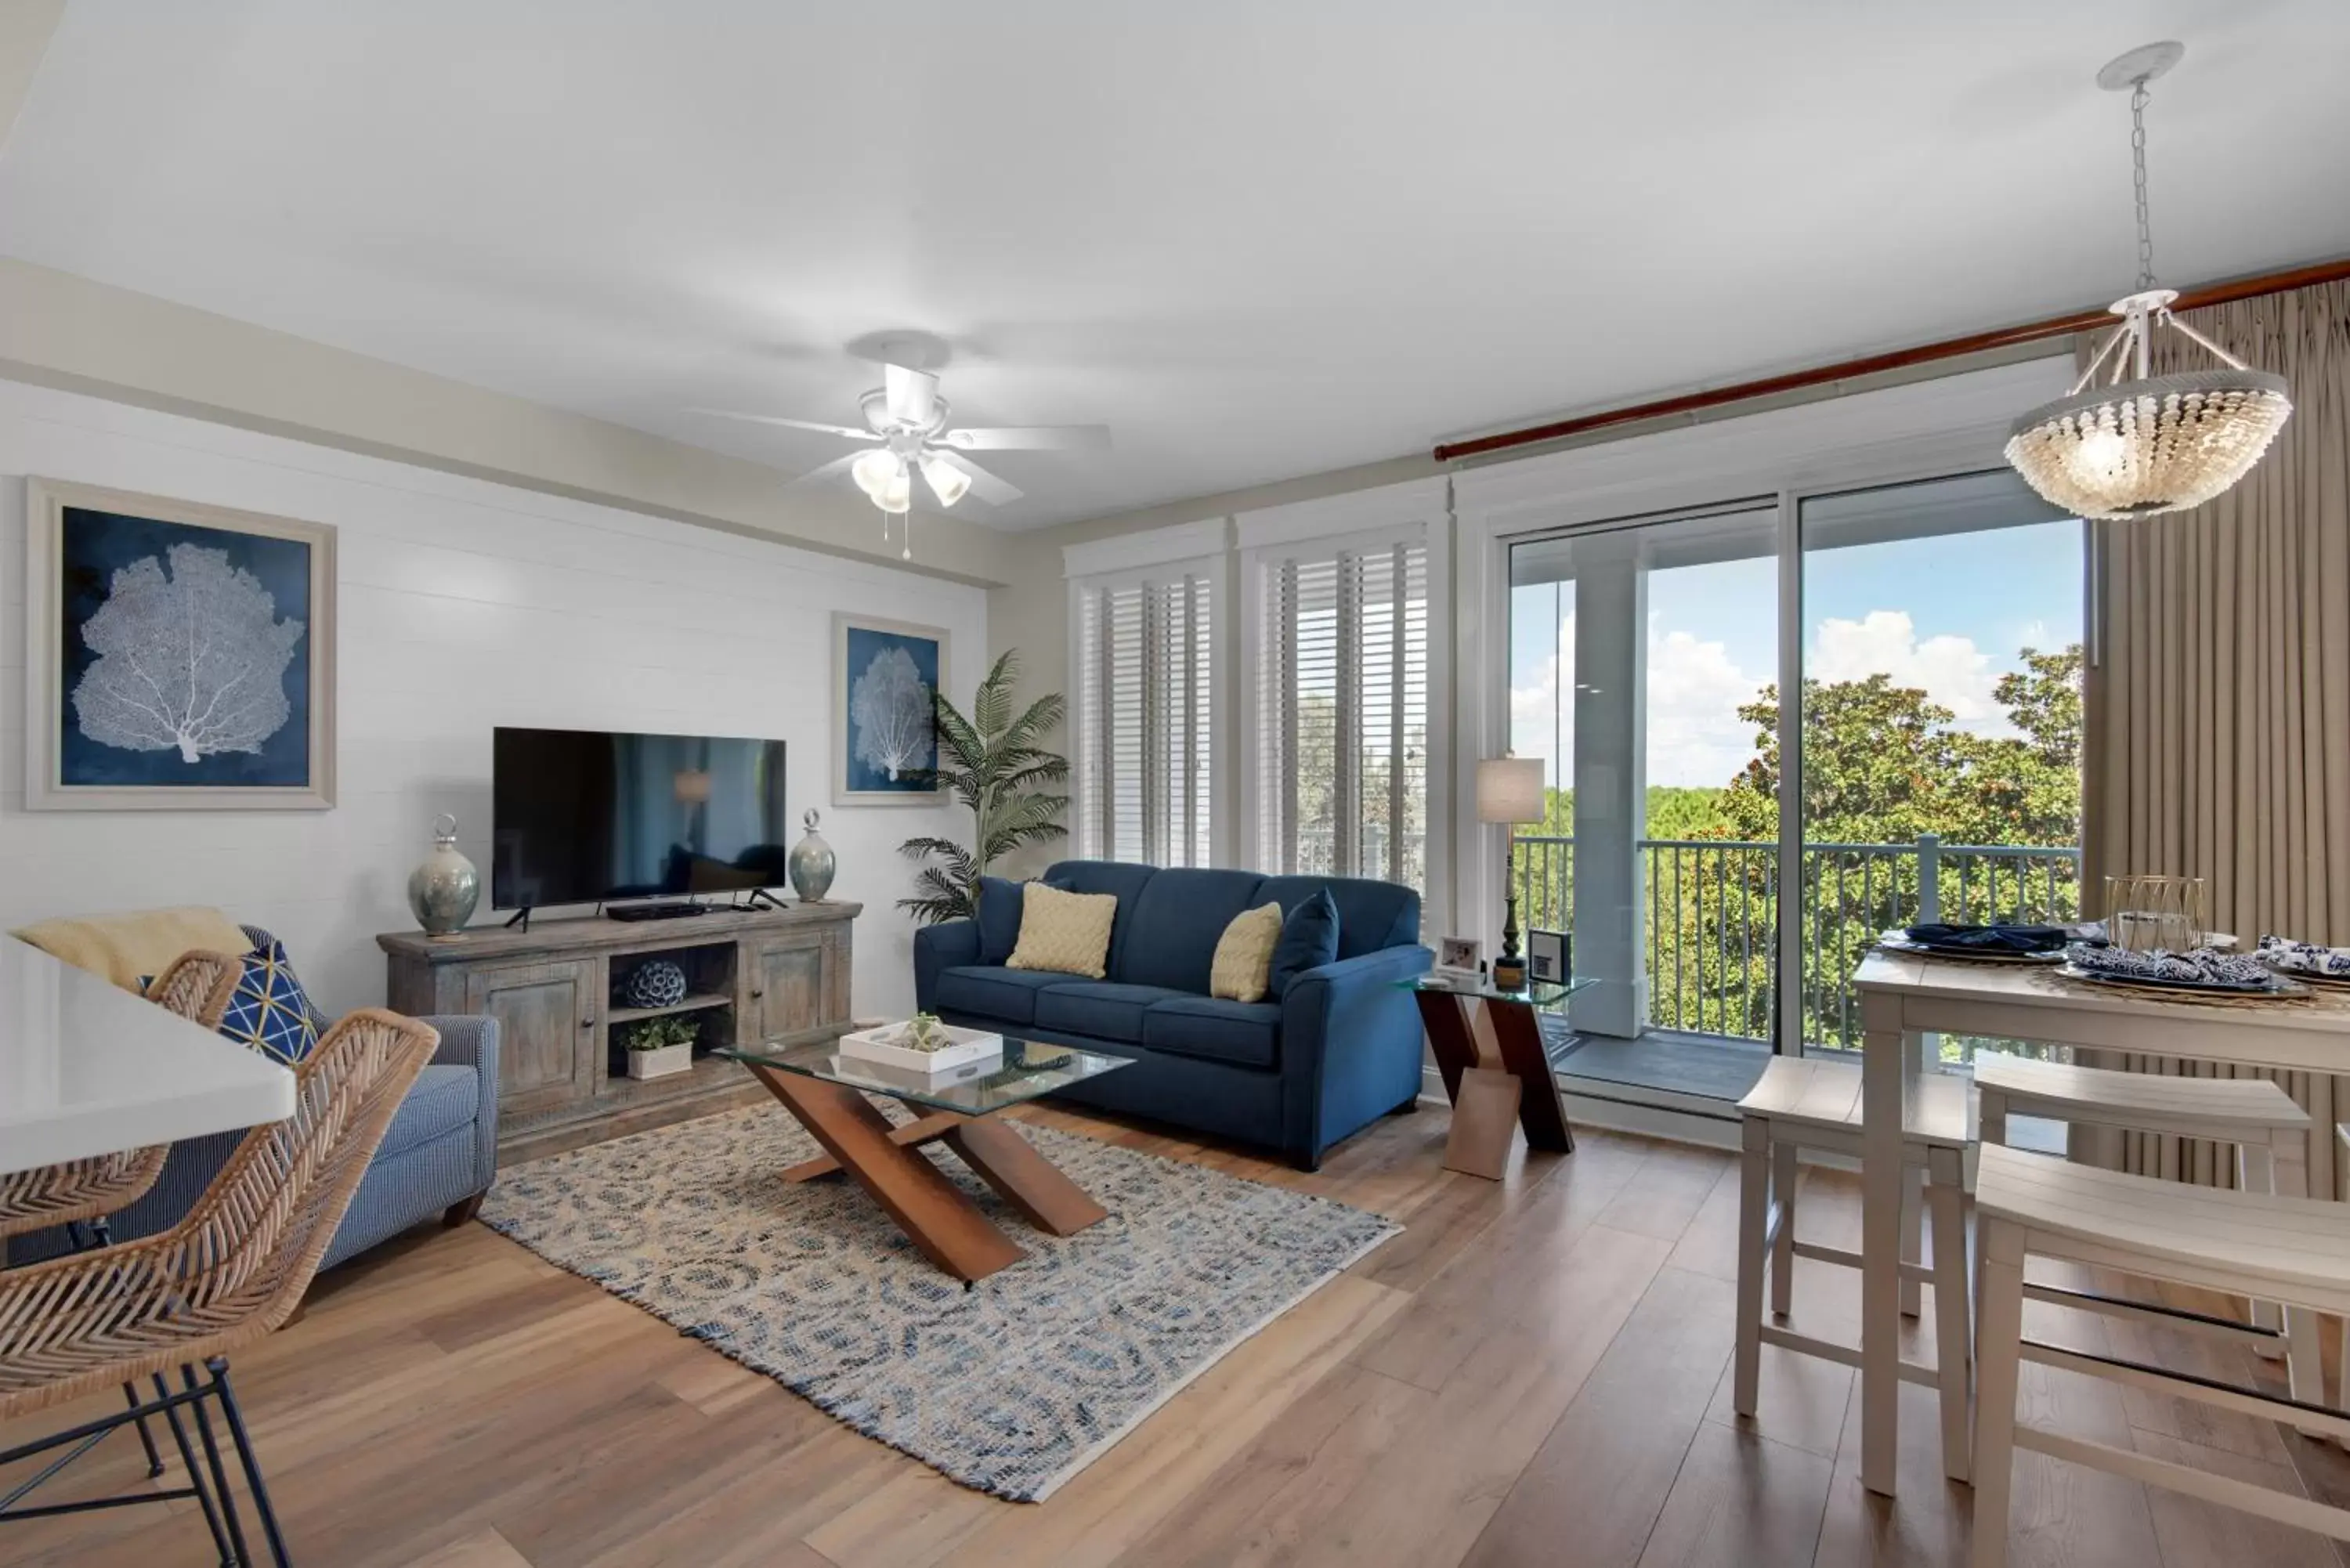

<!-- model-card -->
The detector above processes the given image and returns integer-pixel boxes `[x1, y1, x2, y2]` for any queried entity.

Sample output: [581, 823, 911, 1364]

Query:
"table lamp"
[1477, 756, 1546, 988]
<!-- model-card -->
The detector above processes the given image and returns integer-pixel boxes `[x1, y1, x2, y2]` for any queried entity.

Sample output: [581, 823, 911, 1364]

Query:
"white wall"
[0, 379, 985, 1017]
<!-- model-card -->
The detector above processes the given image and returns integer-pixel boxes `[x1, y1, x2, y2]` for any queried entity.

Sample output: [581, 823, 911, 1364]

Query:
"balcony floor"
[1542, 1018, 1773, 1104]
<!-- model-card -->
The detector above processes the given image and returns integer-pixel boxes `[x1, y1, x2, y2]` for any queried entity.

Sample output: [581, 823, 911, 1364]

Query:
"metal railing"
[1514, 833, 2083, 1053]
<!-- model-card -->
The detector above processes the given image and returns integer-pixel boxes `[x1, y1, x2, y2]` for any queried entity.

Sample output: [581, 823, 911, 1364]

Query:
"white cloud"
[1645, 627, 1767, 787]
[1509, 611, 1574, 782]
[1808, 610, 2012, 736]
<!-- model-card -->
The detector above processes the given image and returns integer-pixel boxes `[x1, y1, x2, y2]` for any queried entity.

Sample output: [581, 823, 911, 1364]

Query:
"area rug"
[480, 1104, 1397, 1501]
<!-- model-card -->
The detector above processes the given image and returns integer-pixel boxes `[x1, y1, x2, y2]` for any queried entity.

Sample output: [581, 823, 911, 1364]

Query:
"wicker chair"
[0, 951, 240, 1245]
[0, 998, 437, 1566]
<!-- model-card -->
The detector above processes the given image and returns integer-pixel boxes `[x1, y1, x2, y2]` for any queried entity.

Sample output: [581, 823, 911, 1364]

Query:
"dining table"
[1852, 948, 2350, 1496]
[0, 935, 295, 1178]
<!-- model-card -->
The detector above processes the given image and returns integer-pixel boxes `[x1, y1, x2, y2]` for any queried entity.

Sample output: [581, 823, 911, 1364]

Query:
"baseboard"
[1418, 1065, 1741, 1152]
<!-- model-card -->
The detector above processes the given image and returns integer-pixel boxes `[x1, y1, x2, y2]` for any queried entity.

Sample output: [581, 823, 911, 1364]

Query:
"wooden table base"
[748, 1066, 1109, 1282]
[1412, 990, 1576, 1180]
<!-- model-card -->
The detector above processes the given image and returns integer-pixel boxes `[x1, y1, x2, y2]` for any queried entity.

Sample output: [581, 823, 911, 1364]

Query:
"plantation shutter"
[1076, 572, 1213, 865]
[1259, 540, 1429, 891]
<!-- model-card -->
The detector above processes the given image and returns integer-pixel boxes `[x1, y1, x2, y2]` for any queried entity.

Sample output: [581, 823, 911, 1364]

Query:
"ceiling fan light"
[850, 448, 902, 502]
[2005, 370, 2292, 519]
[920, 453, 971, 507]
[876, 465, 913, 514]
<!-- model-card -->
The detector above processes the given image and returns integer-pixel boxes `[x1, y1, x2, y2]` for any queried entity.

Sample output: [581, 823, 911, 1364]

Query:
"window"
[1256, 539, 1430, 891]
[1073, 570, 1213, 865]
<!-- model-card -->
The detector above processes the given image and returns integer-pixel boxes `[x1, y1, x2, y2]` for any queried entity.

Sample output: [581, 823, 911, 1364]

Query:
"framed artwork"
[833, 611, 949, 806]
[1433, 935, 1483, 985]
[24, 479, 336, 811]
[1528, 928, 1570, 984]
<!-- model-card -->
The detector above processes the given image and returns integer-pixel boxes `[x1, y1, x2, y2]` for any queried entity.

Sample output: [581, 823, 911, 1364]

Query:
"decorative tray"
[838, 1019, 1003, 1075]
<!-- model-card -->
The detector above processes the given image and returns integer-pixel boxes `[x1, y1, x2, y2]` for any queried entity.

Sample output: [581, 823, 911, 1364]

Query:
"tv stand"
[606, 901, 711, 923]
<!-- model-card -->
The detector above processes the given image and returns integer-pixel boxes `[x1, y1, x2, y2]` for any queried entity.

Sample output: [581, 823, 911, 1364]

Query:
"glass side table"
[1398, 974, 1596, 1179]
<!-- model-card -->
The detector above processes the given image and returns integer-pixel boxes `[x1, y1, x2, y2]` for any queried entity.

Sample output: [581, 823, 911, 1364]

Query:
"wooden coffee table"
[1403, 974, 1593, 1180]
[716, 1036, 1134, 1282]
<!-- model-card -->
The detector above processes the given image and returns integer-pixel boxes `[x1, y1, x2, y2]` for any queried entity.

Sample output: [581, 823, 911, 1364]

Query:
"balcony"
[1513, 833, 2082, 1063]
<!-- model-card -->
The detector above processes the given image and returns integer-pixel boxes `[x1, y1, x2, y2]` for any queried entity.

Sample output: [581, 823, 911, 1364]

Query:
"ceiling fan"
[691, 352, 1110, 551]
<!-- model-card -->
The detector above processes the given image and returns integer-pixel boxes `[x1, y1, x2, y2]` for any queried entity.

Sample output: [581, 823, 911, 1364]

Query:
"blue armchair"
[915, 862, 1431, 1169]
[7, 924, 498, 1271]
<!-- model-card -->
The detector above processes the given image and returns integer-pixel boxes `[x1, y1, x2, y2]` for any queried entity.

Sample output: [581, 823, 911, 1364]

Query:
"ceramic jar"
[790, 807, 837, 903]
[407, 812, 480, 937]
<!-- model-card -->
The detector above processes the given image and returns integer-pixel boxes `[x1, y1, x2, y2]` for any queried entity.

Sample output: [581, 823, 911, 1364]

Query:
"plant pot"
[625, 1043, 695, 1080]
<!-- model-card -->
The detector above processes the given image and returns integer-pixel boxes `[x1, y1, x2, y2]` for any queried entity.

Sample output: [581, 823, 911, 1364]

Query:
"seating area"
[3, 9, 2350, 1566]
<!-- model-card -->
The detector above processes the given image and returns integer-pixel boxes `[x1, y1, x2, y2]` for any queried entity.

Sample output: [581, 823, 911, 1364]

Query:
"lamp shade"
[1476, 757, 1546, 826]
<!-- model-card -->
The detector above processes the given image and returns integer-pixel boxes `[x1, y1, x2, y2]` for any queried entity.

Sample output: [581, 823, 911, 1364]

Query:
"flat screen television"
[491, 727, 790, 912]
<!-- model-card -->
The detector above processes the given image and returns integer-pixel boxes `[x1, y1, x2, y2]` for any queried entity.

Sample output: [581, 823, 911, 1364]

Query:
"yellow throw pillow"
[12, 905, 252, 993]
[1006, 883, 1118, 979]
[1209, 902, 1284, 1003]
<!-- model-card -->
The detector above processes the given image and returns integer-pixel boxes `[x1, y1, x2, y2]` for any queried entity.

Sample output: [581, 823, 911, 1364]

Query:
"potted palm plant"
[898, 650, 1070, 924]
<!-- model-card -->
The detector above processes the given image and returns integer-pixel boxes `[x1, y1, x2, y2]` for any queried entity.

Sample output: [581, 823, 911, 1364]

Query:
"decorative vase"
[407, 813, 479, 938]
[622, 959, 689, 1010]
[789, 808, 837, 902]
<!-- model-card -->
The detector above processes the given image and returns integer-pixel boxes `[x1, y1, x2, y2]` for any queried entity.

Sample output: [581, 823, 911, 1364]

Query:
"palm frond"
[895, 645, 1070, 924]
[972, 649, 1019, 739]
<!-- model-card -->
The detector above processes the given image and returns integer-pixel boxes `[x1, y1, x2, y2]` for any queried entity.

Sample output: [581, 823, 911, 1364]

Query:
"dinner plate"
[2056, 961, 2308, 998]
[2258, 959, 2350, 991]
[1876, 933, 2066, 965]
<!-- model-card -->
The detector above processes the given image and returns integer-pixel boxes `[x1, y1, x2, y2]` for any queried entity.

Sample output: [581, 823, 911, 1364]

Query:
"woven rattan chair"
[0, 950, 240, 1244]
[0, 1002, 436, 1566]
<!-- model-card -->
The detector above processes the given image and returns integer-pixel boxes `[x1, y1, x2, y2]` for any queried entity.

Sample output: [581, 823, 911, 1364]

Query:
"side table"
[1402, 975, 1593, 1180]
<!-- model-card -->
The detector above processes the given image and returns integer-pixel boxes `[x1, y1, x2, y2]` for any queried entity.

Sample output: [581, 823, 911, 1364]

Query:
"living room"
[4, 5, 2350, 1566]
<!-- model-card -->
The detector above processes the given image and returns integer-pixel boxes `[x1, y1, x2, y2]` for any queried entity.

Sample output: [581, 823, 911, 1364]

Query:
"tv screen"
[491, 727, 790, 911]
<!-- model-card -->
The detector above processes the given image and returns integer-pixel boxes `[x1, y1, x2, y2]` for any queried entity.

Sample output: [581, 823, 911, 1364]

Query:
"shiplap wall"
[0, 379, 985, 1017]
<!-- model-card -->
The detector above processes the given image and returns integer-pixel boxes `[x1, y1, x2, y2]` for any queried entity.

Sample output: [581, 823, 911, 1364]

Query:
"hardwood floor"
[11, 1098, 2350, 1567]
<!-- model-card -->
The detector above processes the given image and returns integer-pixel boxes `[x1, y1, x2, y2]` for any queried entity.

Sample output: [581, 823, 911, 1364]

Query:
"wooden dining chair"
[0, 951, 240, 1245]
[0, 1003, 436, 1567]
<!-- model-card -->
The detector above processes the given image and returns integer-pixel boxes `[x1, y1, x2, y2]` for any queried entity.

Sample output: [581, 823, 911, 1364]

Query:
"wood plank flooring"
[11, 1098, 2350, 1567]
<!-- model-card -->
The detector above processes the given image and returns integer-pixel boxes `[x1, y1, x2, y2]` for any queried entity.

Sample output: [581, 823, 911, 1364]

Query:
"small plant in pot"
[622, 1016, 698, 1081]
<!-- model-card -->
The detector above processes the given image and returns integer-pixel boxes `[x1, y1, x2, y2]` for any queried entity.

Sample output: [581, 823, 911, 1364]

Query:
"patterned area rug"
[482, 1104, 1397, 1501]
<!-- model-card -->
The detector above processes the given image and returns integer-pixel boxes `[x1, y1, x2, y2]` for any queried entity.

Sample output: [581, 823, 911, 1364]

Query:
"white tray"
[837, 1021, 1003, 1076]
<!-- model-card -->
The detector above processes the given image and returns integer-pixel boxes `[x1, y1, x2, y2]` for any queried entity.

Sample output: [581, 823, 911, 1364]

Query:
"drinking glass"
[2102, 874, 2205, 953]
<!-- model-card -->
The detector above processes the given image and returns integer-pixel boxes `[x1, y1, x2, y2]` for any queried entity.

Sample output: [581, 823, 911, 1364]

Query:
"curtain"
[2078, 278, 2350, 1192]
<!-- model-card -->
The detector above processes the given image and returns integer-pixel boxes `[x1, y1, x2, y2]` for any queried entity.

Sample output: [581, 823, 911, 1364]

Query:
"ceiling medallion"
[2005, 42, 2291, 520]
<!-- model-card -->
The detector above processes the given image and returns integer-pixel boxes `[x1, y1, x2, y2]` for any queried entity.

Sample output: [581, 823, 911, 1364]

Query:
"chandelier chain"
[2130, 81, 2156, 291]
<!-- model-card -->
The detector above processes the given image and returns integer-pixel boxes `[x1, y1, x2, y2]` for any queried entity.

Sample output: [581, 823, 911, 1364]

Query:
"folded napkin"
[2065, 942, 2273, 987]
[2258, 934, 2350, 977]
[1902, 923, 2070, 955]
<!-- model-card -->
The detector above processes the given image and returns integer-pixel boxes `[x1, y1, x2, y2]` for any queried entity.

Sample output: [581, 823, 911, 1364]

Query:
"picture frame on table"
[1528, 929, 1570, 984]
[833, 611, 950, 807]
[23, 477, 337, 811]
[1432, 934, 1484, 986]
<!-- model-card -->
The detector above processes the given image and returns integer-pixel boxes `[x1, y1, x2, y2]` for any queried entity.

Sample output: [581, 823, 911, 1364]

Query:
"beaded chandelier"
[2005, 42, 2291, 520]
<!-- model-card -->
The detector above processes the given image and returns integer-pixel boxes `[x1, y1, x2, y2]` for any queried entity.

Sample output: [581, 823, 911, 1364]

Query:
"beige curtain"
[2077, 278, 2350, 1192]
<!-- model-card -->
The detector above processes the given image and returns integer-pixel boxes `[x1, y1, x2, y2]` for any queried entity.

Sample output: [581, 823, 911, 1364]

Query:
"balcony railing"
[1513, 833, 2082, 1053]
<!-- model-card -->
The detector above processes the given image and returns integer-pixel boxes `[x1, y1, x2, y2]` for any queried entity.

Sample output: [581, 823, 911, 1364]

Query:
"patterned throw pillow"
[217, 939, 322, 1065]
[1005, 883, 1119, 979]
[1209, 902, 1285, 1003]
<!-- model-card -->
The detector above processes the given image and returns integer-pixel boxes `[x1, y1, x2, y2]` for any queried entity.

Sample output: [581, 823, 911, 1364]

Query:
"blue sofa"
[8, 923, 499, 1271]
[914, 861, 1433, 1169]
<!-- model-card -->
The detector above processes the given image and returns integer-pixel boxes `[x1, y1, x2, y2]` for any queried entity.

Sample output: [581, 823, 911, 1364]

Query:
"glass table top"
[1401, 974, 1596, 1007]
[717, 1035, 1134, 1115]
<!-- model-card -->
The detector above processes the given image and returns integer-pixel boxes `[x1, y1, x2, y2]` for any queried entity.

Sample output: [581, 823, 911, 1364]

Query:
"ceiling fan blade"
[883, 363, 940, 427]
[942, 424, 1112, 452]
[782, 453, 863, 490]
[931, 449, 1024, 506]
[687, 407, 877, 441]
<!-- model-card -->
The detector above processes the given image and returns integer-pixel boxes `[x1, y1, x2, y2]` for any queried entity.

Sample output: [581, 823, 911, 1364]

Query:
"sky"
[1510, 516, 2084, 791]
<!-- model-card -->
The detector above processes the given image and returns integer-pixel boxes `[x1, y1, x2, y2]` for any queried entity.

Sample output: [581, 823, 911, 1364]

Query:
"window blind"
[1259, 541, 1429, 891]
[1076, 572, 1213, 866]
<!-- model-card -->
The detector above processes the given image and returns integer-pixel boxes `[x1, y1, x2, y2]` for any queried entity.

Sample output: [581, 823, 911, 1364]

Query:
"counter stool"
[1734, 1055, 1974, 1481]
[1970, 1141, 2350, 1566]
[1975, 1051, 2318, 1403]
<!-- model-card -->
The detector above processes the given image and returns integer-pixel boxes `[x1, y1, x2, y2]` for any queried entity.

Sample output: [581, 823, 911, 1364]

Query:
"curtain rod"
[1433, 255, 2350, 465]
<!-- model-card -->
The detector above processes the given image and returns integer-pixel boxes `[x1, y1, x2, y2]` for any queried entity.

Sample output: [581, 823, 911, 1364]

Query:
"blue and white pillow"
[217, 939, 322, 1065]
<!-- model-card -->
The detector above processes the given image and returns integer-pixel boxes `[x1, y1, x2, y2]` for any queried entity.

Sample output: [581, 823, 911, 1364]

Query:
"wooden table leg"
[1415, 990, 1480, 1103]
[1858, 993, 1913, 1496]
[747, 1067, 1027, 1282]
[782, 1110, 967, 1182]
[946, 1118, 1111, 1237]
[1484, 999, 1574, 1154]
[1444, 1068, 1524, 1180]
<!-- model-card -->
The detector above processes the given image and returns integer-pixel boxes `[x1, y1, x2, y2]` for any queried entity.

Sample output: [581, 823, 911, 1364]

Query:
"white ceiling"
[5, 2, 2348, 531]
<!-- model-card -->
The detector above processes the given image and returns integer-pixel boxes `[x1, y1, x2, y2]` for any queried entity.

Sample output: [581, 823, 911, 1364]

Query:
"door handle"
[750, 988, 765, 1000]
[582, 1015, 595, 1030]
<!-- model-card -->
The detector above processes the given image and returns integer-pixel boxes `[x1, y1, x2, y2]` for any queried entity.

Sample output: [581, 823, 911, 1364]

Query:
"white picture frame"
[833, 611, 950, 807]
[1432, 934, 1483, 985]
[24, 477, 338, 811]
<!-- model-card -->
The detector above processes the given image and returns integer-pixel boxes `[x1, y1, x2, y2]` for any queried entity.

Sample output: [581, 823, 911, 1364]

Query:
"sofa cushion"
[1007, 883, 1118, 979]
[1256, 875, 1422, 959]
[1117, 868, 1273, 992]
[377, 1063, 480, 1162]
[1039, 860, 1163, 977]
[1267, 887, 1341, 996]
[1034, 981, 1192, 1044]
[975, 876, 1028, 965]
[1142, 995, 1282, 1069]
[935, 966, 1076, 1026]
[216, 940, 323, 1065]
[1209, 902, 1284, 1002]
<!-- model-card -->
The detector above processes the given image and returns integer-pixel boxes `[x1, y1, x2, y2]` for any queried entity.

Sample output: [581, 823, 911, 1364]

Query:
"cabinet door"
[747, 932, 834, 1044]
[462, 959, 599, 1115]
